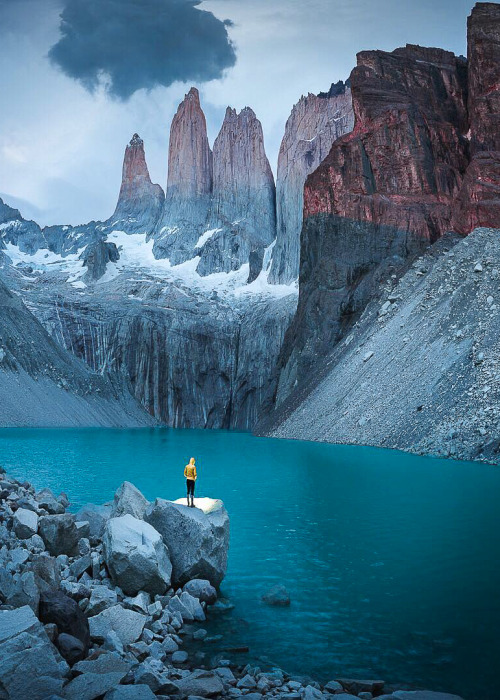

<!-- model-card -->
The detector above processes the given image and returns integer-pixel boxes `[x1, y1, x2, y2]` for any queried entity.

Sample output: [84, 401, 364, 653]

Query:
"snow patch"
[195, 228, 221, 250]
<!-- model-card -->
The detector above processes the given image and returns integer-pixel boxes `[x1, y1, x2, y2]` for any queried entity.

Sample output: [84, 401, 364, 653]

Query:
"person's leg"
[186, 479, 190, 506]
[191, 479, 195, 507]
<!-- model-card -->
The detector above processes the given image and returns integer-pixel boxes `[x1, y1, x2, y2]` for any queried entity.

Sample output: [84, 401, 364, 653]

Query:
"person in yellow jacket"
[184, 457, 197, 507]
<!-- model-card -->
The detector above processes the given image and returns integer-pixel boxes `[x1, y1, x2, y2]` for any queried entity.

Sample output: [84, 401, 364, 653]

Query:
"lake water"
[1, 427, 499, 700]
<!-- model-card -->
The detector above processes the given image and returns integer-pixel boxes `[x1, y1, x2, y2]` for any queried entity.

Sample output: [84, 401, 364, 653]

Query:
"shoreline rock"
[0, 471, 465, 700]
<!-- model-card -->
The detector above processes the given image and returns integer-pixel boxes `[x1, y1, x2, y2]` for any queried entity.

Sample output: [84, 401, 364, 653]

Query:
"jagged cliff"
[269, 83, 354, 284]
[198, 106, 276, 278]
[267, 4, 500, 409]
[112, 134, 164, 233]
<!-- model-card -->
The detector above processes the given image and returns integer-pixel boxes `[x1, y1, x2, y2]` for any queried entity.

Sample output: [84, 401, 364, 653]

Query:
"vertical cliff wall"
[269, 83, 354, 284]
[197, 107, 276, 277]
[272, 44, 470, 404]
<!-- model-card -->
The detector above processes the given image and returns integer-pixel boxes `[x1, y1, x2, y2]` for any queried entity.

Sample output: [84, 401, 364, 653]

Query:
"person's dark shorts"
[187, 479, 195, 496]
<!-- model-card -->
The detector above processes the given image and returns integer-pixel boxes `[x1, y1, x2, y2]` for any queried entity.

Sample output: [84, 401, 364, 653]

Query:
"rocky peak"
[196, 106, 276, 277]
[166, 87, 213, 198]
[268, 86, 354, 284]
[111, 133, 164, 233]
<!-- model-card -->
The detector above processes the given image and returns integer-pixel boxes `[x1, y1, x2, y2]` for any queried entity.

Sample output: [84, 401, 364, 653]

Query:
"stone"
[13, 507, 38, 538]
[6, 570, 40, 612]
[39, 514, 79, 556]
[38, 589, 90, 651]
[172, 650, 189, 663]
[86, 585, 118, 616]
[123, 590, 150, 613]
[324, 681, 343, 692]
[103, 514, 172, 596]
[70, 554, 92, 579]
[111, 481, 149, 519]
[174, 669, 225, 698]
[337, 679, 385, 696]
[73, 651, 131, 675]
[36, 488, 65, 515]
[238, 674, 257, 689]
[88, 604, 146, 646]
[56, 632, 86, 665]
[183, 578, 217, 604]
[75, 503, 112, 541]
[62, 671, 129, 700]
[262, 583, 291, 606]
[193, 628, 207, 641]
[0, 605, 67, 699]
[78, 537, 91, 556]
[104, 686, 156, 700]
[30, 552, 60, 590]
[145, 498, 229, 587]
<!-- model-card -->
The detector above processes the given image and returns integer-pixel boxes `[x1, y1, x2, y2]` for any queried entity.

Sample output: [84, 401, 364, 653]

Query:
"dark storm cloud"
[48, 0, 236, 99]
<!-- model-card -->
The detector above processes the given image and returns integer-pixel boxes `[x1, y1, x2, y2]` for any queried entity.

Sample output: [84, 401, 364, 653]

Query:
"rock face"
[0, 272, 153, 428]
[269, 84, 354, 284]
[197, 107, 276, 277]
[111, 134, 165, 233]
[270, 43, 471, 405]
[453, 2, 500, 232]
[81, 239, 120, 281]
[0, 605, 68, 699]
[145, 498, 229, 587]
[263, 228, 500, 465]
[153, 88, 213, 263]
[103, 514, 172, 596]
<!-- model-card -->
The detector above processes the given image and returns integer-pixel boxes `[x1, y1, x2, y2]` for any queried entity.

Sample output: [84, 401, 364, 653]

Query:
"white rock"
[89, 604, 146, 646]
[13, 508, 38, 539]
[103, 514, 172, 596]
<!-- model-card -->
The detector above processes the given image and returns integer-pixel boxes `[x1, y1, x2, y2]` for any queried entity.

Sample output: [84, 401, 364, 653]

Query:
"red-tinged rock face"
[453, 2, 500, 233]
[303, 44, 469, 245]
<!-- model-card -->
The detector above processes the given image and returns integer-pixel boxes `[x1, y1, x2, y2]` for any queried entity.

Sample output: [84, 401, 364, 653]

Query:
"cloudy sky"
[0, 0, 477, 226]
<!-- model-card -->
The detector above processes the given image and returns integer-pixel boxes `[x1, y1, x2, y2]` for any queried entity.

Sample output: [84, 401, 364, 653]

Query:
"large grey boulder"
[75, 503, 111, 541]
[5, 570, 40, 612]
[174, 669, 225, 698]
[111, 481, 149, 519]
[0, 605, 68, 699]
[13, 507, 38, 539]
[36, 487, 65, 515]
[145, 497, 229, 587]
[88, 604, 146, 646]
[86, 585, 118, 616]
[183, 578, 217, 604]
[38, 513, 79, 556]
[103, 514, 172, 595]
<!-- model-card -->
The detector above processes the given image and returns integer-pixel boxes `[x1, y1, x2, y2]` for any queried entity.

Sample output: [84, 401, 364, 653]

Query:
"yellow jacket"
[184, 460, 197, 480]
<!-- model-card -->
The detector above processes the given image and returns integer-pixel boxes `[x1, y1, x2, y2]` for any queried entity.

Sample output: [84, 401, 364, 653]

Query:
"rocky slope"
[269, 82, 354, 285]
[262, 228, 500, 465]
[268, 3, 500, 410]
[0, 273, 153, 427]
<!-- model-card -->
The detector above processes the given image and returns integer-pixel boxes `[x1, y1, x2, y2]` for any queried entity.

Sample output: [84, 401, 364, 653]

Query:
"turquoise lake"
[1, 428, 499, 700]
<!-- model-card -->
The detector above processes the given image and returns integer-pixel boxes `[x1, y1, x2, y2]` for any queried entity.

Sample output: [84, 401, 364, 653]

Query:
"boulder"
[337, 679, 385, 696]
[103, 514, 172, 596]
[86, 585, 118, 616]
[13, 507, 38, 538]
[174, 669, 225, 698]
[145, 497, 229, 587]
[29, 552, 60, 590]
[262, 583, 291, 606]
[183, 578, 217, 604]
[88, 604, 146, 646]
[75, 503, 111, 541]
[73, 651, 131, 675]
[0, 605, 67, 699]
[36, 487, 65, 514]
[39, 514, 79, 556]
[63, 670, 128, 700]
[6, 570, 40, 612]
[111, 481, 149, 519]
[38, 589, 90, 651]
[104, 686, 156, 700]
[56, 632, 86, 665]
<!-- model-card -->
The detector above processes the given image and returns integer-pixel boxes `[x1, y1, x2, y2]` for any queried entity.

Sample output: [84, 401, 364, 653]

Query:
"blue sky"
[0, 0, 479, 226]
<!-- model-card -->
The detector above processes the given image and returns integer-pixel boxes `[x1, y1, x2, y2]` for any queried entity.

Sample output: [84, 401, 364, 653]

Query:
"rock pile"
[0, 468, 464, 699]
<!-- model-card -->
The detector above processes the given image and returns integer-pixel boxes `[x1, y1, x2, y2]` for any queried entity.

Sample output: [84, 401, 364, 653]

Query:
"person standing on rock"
[184, 457, 197, 507]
